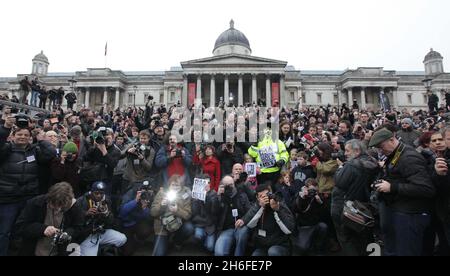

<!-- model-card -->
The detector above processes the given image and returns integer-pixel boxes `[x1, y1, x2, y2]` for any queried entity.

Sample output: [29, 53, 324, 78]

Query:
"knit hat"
[69, 125, 82, 137]
[401, 118, 413, 126]
[63, 142, 78, 154]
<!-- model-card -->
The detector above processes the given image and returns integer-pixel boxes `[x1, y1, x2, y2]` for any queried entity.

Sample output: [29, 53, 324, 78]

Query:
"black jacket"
[82, 143, 121, 183]
[382, 143, 436, 213]
[0, 126, 56, 204]
[334, 154, 380, 202]
[15, 195, 85, 256]
[217, 190, 251, 232]
[191, 190, 220, 234]
[216, 145, 244, 175]
[75, 193, 116, 240]
[242, 203, 295, 249]
[432, 150, 450, 225]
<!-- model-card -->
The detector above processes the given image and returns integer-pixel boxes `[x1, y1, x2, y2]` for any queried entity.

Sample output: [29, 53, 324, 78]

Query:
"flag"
[105, 42, 107, 56]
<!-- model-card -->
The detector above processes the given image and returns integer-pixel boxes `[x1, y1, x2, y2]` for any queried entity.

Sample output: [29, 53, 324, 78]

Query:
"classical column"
[266, 74, 271, 107]
[182, 75, 188, 107]
[252, 74, 257, 105]
[196, 75, 202, 106]
[210, 74, 216, 107]
[280, 74, 285, 107]
[85, 88, 90, 108]
[238, 74, 244, 106]
[298, 86, 303, 109]
[164, 86, 169, 106]
[337, 88, 342, 108]
[103, 89, 108, 109]
[392, 88, 398, 109]
[361, 87, 366, 110]
[224, 74, 230, 105]
[347, 87, 353, 105]
[114, 88, 120, 110]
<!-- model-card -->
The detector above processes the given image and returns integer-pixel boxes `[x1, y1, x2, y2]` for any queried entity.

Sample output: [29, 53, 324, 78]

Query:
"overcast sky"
[1, 0, 449, 77]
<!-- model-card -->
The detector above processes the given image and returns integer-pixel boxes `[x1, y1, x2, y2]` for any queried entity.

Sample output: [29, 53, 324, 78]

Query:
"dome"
[213, 20, 251, 54]
[424, 48, 443, 62]
[33, 50, 49, 63]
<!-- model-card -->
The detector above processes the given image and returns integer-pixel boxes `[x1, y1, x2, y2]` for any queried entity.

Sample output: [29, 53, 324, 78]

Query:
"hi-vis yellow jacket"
[248, 136, 289, 174]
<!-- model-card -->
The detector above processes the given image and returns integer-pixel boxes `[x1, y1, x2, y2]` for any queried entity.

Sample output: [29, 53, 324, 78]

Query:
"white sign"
[245, 163, 257, 177]
[192, 178, 208, 202]
[259, 147, 276, 168]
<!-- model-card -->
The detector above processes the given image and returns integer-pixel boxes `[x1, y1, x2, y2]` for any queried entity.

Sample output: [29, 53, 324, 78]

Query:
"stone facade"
[1, 22, 449, 112]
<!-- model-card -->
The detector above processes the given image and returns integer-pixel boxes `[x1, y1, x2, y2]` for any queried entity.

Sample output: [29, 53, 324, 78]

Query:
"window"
[128, 94, 134, 104]
[302, 93, 306, 104]
[423, 94, 428, 104]
[407, 94, 412, 105]
[290, 91, 295, 102]
[170, 91, 175, 102]
[333, 93, 338, 104]
[317, 93, 322, 104]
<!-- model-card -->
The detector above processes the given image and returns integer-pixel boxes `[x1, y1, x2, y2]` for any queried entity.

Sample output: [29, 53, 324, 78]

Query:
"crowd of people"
[0, 87, 449, 256]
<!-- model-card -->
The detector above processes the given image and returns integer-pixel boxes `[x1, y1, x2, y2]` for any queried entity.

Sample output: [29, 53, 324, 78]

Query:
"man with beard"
[397, 118, 421, 147]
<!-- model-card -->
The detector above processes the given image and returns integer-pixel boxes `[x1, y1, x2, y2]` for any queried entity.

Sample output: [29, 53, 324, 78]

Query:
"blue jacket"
[119, 189, 151, 228]
[154, 145, 193, 187]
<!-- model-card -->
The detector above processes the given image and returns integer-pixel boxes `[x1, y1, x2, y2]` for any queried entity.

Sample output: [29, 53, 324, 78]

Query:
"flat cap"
[368, 128, 394, 147]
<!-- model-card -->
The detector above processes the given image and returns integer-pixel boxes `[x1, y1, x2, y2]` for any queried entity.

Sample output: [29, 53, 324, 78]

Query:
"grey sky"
[1, 0, 449, 77]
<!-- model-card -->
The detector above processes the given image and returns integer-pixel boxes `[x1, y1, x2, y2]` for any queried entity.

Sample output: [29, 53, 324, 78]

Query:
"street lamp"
[229, 92, 234, 105]
[422, 78, 432, 92]
[133, 85, 137, 107]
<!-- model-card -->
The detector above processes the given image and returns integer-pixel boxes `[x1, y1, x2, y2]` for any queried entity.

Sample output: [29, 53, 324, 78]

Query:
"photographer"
[369, 128, 435, 256]
[65, 90, 77, 110]
[237, 183, 295, 256]
[217, 141, 244, 176]
[331, 139, 379, 256]
[15, 182, 84, 256]
[122, 130, 156, 187]
[232, 163, 256, 202]
[76, 182, 127, 256]
[292, 179, 328, 255]
[397, 118, 421, 147]
[79, 127, 120, 195]
[191, 175, 220, 253]
[193, 145, 221, 192]
[0, 115, 56, 256]
[433, 127, 450, 252]
[155, 134, 193, 188]
[50, 142, 81, 196]
[19, 76, 31, 104]
[151, 175, 194, 256]
[30, 76, 40, 107]
[214, 175, 251, 256]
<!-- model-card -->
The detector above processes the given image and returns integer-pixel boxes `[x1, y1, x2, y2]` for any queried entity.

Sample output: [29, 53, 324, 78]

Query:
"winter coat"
[150, 186, 192, 236]
[191, 190, 220, 234]
[0, 126, 56, 204]
[315, 159, 339, 194]
[397, 128, 421, 148]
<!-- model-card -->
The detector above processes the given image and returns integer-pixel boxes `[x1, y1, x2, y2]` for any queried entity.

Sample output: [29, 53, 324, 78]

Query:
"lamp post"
[133, 85, 137, 107]
[229, 92, 234, 106]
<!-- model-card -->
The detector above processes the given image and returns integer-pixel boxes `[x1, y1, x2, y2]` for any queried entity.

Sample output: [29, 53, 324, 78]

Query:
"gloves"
[276, 160, 285, 168]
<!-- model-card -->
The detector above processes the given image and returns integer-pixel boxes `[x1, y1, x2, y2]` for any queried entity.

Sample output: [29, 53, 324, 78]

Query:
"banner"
[272, 83, 279, 107]
[192, 178, 208, 201]
[188, 83, 196, 107]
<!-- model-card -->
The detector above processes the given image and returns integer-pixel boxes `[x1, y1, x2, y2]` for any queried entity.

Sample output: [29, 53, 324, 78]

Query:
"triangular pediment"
[181, 54, 287, 68]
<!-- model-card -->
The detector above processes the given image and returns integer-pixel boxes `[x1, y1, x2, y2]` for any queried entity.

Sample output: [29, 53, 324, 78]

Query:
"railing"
[0, 100, 50, 114]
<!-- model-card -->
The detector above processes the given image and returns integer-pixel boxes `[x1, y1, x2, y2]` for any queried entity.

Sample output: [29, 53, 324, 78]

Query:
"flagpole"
[104, 42, 108, 68]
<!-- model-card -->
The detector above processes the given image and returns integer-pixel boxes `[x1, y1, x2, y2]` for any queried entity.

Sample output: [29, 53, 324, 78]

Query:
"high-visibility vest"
[248, 137, 289, 174]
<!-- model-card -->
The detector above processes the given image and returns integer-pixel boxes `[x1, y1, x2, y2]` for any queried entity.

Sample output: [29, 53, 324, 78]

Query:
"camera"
[331, 151, 346, 162]
[306, 188, 317, 198]
[267, 191, 282, 202]
[175, 148, 182, 157]
[90, 131, 105, 144]
[147, 95, 154, 101]
[139, 181, 155, 204]
[66, 153, 74, 160]
[226, 143, 233, 150]
[133, 144, 147, 156]
[15, 114, 29, 129]
[52, 231, 72, 246]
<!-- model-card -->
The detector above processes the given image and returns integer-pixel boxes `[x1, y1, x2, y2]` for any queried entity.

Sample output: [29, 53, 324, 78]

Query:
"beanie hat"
[63, 142, 79, 154]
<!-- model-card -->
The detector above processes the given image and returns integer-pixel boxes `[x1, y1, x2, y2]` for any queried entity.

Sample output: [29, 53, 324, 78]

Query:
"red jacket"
[193, 154, 221, 191]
